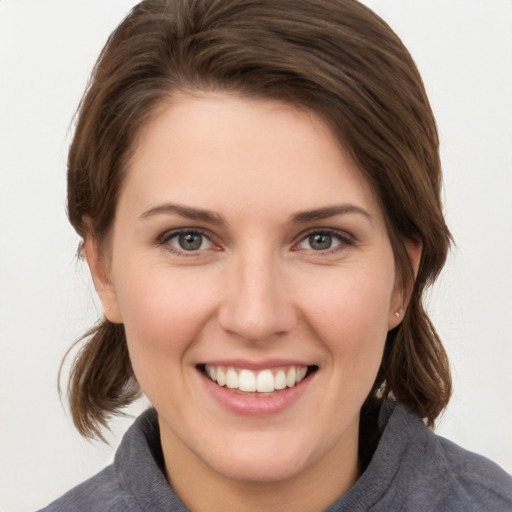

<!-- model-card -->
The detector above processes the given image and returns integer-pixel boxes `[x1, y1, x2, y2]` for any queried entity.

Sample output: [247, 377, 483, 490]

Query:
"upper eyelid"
[156, 230, 225, 262]
[291, 228, 355, 252]
[158, 227, 220, 254]
[156, 227, 354, 251]
[159, 227, 212, 242]
[295, 227, 354, 242]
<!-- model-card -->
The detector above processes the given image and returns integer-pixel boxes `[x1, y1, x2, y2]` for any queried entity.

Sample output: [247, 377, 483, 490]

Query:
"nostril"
[217, 284, 298, 343]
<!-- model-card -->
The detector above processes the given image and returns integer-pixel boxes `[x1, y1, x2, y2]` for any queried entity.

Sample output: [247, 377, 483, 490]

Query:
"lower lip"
[199, 369, 313, 416]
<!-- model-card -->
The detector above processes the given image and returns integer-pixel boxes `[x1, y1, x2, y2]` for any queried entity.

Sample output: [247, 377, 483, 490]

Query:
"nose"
[218, 251, 298, 343]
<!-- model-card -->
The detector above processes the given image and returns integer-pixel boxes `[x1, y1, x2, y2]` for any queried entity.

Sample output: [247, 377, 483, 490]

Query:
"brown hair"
[65, 0, 451, 439]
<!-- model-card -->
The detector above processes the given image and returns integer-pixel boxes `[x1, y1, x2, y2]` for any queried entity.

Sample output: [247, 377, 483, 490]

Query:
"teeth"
[256, 370, 274, 392]
[286, 367, 296, 388]
[239, 369, 256, 392]
[274, 370, 287, 390]
[216, 367, 226, 387]
[204, 364, 310, 393]
[226, 368, 238, 389]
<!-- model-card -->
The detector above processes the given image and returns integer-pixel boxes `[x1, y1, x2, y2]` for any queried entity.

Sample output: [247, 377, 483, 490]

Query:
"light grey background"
[1, 1, 511, 511]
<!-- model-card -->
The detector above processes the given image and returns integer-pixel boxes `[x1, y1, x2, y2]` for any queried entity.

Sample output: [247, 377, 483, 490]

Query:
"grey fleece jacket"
[39, 402, 512, 511]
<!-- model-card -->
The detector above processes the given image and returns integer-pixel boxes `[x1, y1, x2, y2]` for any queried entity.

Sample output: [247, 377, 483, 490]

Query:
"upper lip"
[198, 359, 314, 370]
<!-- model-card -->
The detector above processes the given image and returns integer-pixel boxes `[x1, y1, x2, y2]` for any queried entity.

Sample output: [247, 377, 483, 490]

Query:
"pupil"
[310, 233, 332, 250]
[179, 233, 202, 251]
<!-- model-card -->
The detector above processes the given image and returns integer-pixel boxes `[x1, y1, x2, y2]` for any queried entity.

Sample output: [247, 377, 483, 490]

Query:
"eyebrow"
[139, 203, 226, 226]
[289, 205, 373, 225]
[139, 202, 372, 226]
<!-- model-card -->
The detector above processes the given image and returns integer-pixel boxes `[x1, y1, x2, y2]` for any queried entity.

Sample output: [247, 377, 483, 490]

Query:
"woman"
[39, 0, 512, 510]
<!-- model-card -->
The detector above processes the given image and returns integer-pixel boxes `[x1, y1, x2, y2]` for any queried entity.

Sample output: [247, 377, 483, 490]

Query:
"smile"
[203, 364, 314, 393]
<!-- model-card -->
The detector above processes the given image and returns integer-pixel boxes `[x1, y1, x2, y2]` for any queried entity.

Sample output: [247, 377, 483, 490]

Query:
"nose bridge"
[218, 245, 296, 342]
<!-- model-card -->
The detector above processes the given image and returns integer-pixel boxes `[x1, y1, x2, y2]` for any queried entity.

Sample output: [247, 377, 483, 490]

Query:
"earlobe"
[83, 235, 123, 324]
[388, 304, 404, 331]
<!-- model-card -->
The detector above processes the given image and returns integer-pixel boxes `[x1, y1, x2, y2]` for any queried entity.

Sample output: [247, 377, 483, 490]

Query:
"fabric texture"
[39, 402, 512, 511]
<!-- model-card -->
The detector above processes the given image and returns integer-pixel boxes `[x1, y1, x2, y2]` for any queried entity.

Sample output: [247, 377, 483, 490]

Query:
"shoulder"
[333, 402, 512, 512]
[377, 403, 512, 511]
[427, 431, 512, 509]
[37, 409, 187, 512]
[36, 464, 139, 512]
[36, 409, 168, 512]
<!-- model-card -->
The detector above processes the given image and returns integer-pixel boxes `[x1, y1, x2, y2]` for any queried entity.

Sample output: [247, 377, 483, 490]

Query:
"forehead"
[121, 92, 380, 222]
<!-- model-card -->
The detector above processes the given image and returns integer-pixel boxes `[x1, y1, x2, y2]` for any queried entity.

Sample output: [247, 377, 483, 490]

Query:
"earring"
[395, 306, 404, 319]
[395, 306, 404, 318]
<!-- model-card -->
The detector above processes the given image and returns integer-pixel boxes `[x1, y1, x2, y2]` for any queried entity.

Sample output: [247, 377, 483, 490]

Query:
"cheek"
[113, 265, 217, 366]
[113, 267, 222, 414]
[301, 263, 394, 360]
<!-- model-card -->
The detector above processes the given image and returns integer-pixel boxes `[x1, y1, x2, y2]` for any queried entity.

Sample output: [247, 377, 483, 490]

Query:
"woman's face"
[89, 93, 405, 486]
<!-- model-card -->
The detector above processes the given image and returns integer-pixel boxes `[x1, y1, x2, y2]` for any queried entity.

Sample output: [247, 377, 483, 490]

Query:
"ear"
[388, 237, 423, 330]
[404, 237, 422, 280]
[83, 234, 123, 324]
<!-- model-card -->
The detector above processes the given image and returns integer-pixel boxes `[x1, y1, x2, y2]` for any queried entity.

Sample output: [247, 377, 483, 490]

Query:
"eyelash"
[292, 229, 354, 254]
[158, 228, 218, 256]
[157, 228, 354, 256]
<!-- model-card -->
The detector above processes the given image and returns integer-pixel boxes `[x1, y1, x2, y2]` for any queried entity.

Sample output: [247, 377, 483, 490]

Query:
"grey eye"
[308, 233, 333, 250]
[178, 232, 204, 251]
[164, 231, 213, 252]
[296, 231, 347, 252]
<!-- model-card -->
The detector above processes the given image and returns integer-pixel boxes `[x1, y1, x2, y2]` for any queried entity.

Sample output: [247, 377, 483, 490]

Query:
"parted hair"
[65, 0, 452, 440]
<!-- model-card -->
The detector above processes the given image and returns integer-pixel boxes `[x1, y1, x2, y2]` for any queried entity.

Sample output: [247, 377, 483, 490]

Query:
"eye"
[305, 233, 337, 251]
[160, 229, 214, 253]
[295, 230, 352, 252]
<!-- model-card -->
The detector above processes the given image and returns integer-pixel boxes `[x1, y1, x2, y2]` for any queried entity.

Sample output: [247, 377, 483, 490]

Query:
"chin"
[208, 448, 311, 484]
[193, 427, 332, 484]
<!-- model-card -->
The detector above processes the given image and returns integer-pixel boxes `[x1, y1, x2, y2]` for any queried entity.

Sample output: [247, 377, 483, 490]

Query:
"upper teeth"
[205, 365, 308, 393]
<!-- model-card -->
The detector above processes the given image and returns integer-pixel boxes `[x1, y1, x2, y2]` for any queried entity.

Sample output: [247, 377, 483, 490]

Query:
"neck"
[159, 419, 361, 512]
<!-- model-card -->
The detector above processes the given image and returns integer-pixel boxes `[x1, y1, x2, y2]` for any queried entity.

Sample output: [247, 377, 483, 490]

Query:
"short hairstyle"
[64, 0, 452, 440]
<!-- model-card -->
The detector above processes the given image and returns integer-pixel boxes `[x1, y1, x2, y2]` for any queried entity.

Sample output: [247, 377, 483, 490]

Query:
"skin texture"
[86, 93, 419, 512]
